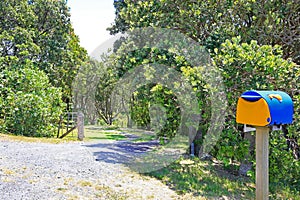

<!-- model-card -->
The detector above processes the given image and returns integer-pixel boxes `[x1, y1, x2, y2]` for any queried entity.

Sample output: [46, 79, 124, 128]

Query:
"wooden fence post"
[77, 112, 84, 141]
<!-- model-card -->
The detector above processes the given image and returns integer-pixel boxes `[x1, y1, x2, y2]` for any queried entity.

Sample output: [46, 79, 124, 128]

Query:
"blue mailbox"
[236, 90, 293, 126]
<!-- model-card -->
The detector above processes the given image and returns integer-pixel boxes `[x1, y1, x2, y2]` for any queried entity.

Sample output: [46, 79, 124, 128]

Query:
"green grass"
[83, 125, 126, 141]
[132, 134, 156, 143]
[102, 125, 120, 130]
[84, 126, 158, 142]
[269, 183, 300, 200]
[119, 128, 157, 143]
[146, 157, 300, 199]
[147, 157, 255, 199]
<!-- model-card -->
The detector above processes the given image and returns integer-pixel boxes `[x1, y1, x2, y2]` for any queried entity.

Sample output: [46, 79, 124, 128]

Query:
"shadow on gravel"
[83, 140, 160, 164]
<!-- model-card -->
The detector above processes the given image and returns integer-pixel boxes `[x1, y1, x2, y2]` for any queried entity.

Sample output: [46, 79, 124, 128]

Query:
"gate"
[57, 112, 84, 140]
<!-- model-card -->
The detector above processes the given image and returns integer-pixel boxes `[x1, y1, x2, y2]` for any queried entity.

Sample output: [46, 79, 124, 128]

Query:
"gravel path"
[0, 136, 181, 200]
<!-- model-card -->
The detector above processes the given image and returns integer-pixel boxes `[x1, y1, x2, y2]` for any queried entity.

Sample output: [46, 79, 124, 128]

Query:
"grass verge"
[0, 133, 77, 144]
[83, 126, 126, 141]
[146, 157, 300, 199]
[0, 125, 126, 143]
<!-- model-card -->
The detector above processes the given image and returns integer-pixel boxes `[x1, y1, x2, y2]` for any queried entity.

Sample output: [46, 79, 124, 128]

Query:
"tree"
[109, 0, 300, 64]
[0, 0, 87, 136]
[0, 0, 87, 106]
[72, 58, 100, 124]
[107, 0, 300, 190]
[94, 59, 120, 125]
[107, 0, 129, 35]
[73, 57, 124, 126]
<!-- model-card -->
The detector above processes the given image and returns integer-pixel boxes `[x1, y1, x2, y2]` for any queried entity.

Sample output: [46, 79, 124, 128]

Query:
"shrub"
[269, 131, 300, 191]
[0, 66, 65, 137]
[212, 37, 299, 188]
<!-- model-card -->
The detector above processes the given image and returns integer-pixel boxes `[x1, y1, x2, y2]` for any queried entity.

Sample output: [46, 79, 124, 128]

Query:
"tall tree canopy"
[0, 0, 87, 136]
[0, 0, 87, 102]
[109, 0, 300, 64]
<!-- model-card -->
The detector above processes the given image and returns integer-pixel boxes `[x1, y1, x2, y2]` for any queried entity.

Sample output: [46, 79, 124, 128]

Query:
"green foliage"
[94, 57, 121, 125]
[107, 0, 300, 191]
[0, 0, 87, 137]
[215, 129, 250, 169]
[214, 37, 298, 112]
[79, 58, 118, 125]
[269, 131, 300, 191]
[130, 84, 181, 142]
[109, 0, 299, 162]
[110, 0, 300, 64]
[0, 0, 87, 103]
[213, 37, 299, 188]
[107, 34, 299, 190]
[103, 46, 189, 140]
[130, 86, 151, 129]
[0, 65, 65, 137]
[150, 85, 180, 140]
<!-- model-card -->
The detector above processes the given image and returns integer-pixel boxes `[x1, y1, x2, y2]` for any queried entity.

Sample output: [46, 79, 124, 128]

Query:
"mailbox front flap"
[237, 91, 271, 126]
[253, 91, 293, 125]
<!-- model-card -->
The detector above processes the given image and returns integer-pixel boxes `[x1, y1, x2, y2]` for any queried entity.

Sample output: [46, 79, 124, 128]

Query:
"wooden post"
[77, 112, 84, 141]
[57, 115, 63, 138]
[255, 126, 270, 200]
[67, 112, 70, 132]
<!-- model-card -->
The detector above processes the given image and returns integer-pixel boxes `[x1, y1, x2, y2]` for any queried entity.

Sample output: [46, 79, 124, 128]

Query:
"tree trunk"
[189, 128, 203, 157]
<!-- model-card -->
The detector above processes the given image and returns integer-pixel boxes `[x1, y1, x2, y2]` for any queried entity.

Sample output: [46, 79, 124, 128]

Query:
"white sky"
[67, 0, 116, 54]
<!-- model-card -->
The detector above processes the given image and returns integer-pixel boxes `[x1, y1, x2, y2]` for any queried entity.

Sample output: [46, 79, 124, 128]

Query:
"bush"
[130, 84, 181, 142]
[0, 66, 65, 137]
[212, 37, 299, 188]
[269, 131, 300, 191]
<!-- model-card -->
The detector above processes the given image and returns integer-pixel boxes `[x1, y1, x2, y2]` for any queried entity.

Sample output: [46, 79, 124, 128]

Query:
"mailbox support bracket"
[244, 124, 282, 133]
[244, 124, 256, 132]
[271, 125, 282, 131]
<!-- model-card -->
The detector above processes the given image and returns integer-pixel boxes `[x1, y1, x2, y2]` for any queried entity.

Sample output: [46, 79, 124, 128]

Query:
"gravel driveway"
[0, 136, 180, 200]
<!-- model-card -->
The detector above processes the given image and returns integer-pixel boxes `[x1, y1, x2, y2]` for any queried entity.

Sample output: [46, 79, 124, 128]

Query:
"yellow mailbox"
[236, 90, 293, 126]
